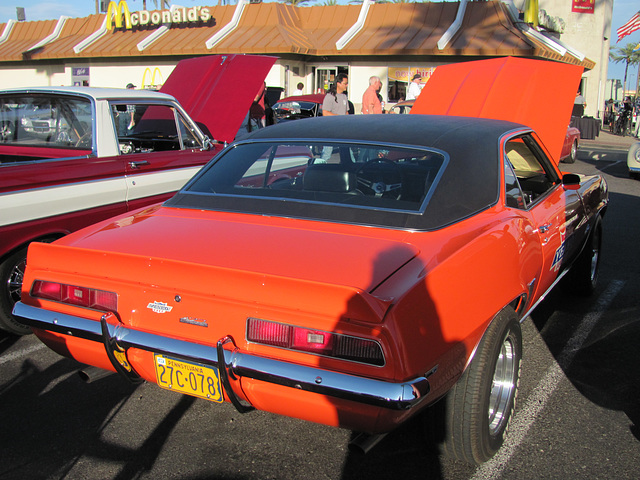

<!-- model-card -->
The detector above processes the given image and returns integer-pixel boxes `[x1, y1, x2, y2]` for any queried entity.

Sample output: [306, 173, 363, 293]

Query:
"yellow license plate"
[154, 354, 223, 403]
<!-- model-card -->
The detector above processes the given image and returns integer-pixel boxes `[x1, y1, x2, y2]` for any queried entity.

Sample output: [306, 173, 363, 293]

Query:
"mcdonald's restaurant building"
[0, 0, 612, 117]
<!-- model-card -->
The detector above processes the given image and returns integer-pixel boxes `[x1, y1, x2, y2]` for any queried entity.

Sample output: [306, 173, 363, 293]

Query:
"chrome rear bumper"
[14, 302, 429, 411]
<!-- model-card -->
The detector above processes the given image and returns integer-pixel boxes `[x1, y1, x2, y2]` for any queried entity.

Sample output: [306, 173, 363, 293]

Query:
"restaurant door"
[315, 66, 349, 94]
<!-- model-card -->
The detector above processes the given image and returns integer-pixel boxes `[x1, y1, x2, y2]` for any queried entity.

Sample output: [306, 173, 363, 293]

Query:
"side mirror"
[202, 136, 213, 151]
[562, 173, 581, 190]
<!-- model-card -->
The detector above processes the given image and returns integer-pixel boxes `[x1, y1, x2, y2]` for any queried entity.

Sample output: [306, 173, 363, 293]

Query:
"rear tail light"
[247, 318, 384, 366]
[31, 280, 117, 312]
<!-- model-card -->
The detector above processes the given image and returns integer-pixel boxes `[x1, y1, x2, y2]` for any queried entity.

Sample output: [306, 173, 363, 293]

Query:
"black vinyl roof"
[169, 115, 528, 230]
[247, 114, 523, 149]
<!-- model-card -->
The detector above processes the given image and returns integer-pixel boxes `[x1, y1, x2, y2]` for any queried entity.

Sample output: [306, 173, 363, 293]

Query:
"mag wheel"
[0, 246, 32, 335]
[565, 140, 577, 164]
[563, 215, 602, 296]
[442, 308, 522, 465]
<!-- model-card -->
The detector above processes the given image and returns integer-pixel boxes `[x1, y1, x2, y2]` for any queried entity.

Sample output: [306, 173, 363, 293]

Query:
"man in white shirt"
[406, 73, 422, 101]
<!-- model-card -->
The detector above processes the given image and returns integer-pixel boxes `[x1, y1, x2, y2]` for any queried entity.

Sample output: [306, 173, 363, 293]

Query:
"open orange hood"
[411, 57, 583, 162]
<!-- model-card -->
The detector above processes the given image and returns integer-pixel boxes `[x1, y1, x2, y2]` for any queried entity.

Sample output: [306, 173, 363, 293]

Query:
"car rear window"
[0, 94, 92, 149]
[185, 141, 447, 215]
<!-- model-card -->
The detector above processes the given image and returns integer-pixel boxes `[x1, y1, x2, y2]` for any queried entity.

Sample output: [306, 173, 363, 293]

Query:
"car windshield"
[0, 94, 93, 149]
[184, 141, 446, 215]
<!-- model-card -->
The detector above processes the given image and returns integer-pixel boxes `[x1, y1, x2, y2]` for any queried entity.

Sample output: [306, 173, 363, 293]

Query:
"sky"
[1, 0, 639, 82]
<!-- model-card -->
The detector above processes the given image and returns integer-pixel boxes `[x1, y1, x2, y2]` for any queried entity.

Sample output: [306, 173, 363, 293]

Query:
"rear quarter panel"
[374, 209, 542, 399]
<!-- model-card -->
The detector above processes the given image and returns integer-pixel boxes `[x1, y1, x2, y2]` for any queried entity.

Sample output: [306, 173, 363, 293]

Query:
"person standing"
[361, 76, 383, 114]
[573, 90, 586, 117]
[293, 82, 304, 96]
[118, 83, 136, 133]
[322, 74, 349, 116]
[249, 82, 267, 130]
[406, 73, 422, 101]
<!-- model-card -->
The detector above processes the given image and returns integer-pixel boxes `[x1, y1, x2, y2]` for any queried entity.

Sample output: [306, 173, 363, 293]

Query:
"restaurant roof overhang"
[0, 1, 594, 70]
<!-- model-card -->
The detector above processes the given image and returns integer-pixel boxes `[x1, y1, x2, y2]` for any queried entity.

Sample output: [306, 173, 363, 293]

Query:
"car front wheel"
[442, 307, 522, 465]
[564, 140, 577, 164]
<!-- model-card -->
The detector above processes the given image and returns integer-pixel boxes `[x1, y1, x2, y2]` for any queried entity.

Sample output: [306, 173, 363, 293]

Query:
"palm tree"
[281, 0, 313, 5]
[610, 43, 640, 97]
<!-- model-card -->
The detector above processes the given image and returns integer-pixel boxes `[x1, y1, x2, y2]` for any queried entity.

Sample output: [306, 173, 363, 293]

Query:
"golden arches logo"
[142, 67, 164, 89]
[106, 1, 132, 30]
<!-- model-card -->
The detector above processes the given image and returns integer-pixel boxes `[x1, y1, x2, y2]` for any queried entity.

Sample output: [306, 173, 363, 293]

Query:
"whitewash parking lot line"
[598, 160, 625, 172]
[471, 279, 625, 480]
[0, 341, 46, 366]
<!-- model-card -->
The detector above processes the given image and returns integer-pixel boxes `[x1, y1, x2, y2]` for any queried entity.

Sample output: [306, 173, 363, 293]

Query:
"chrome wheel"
[488, 331, 518, 435]
[0, 246, 32, 335]
[589, 225, 600, 283]
[442, 308, 521, 465]
[7, 257, 25, 305]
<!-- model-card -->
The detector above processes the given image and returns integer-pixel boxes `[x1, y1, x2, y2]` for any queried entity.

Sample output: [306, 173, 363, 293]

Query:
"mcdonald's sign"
[105, 0, 212, 31]
[106, 1, 132, 30]
[142, 67, 165, 89]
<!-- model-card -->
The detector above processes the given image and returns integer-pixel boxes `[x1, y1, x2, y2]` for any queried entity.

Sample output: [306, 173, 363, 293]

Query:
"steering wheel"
[355, 158, 403, 198]
[74, 132, 91, 148]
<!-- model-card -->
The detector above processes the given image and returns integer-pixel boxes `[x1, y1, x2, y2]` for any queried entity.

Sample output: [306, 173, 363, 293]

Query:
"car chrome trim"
[100, 313, 144, 384]
[13, 302, 430, 410]
[217, 335, 255, 413]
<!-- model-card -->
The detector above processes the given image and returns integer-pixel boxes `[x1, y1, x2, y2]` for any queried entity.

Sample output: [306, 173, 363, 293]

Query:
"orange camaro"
[13, 59, 608, 465]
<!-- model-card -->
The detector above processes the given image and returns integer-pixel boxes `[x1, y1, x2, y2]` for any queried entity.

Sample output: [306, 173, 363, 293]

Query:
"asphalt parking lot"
[1, 128, 639, 480]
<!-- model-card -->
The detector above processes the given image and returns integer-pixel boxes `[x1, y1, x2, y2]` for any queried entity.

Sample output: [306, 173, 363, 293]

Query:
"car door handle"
[128, 160, 149, 169]
[538, 224, 552, 233]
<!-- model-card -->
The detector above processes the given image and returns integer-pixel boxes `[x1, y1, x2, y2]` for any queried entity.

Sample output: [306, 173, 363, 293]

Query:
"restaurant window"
[387, 67, 437, 102]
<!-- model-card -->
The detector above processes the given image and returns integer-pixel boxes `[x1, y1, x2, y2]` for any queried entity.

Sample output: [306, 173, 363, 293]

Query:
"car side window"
[504, 156, 526, 209]
[504, 135, 557, 208]
[111, 103, 203, 154]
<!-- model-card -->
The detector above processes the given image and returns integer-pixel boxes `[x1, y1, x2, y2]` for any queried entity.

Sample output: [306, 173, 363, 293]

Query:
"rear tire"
[442, 308, 522, 465]
[563, 215, 602, 296]
[0, 246, 32, 335]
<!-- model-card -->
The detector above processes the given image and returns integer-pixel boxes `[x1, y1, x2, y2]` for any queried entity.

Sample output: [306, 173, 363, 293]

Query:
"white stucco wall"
[513, 0, 614, 118]
[0, 63, 69, 87]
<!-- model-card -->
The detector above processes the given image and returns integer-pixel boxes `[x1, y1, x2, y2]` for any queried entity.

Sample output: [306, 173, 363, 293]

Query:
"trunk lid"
[29, 208, 419, 335]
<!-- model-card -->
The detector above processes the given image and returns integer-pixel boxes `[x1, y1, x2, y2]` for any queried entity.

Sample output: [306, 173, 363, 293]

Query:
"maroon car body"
[0, 54, 275, 334]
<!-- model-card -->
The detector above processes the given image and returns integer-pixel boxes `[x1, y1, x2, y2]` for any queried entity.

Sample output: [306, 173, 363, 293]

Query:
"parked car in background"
[15, 58, 607, 465]
[0, 54, 275, 335]
[387, 99, 414, 114]
[272, 94, 325, 123]
[560, 125, 580, 163]
[628, 141, 640, 179]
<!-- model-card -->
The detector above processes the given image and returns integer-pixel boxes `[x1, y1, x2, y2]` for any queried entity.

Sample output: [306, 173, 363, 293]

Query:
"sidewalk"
[579, 128, 638, 151]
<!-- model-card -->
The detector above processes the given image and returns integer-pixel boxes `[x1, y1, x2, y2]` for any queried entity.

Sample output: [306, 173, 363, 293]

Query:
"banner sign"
[571, 0, 594, 14]
[106, 1, 213, 30]
[72, 67, 90, 86]
[388, 67, 436, 84]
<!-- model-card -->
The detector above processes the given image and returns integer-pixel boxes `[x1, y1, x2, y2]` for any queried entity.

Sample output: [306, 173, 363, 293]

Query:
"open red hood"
[411, 57, 583, 162]
[161, 54, 277, 144]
